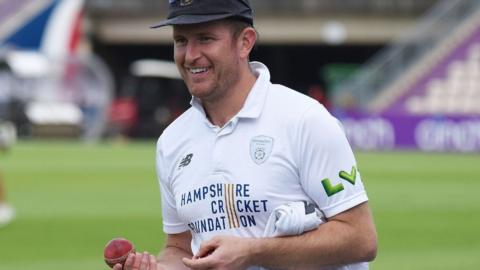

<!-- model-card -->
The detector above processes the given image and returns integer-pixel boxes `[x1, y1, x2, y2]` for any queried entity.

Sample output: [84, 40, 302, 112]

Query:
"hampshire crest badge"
[250, 135, 274, 164]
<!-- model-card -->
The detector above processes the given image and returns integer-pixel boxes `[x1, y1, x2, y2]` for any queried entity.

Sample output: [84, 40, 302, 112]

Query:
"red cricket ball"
[104, 238, 135, 268]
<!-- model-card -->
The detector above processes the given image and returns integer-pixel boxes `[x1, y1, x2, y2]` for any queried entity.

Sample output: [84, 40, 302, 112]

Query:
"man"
[117, 1, 377, 269]
[0, 57, 15, 228]
[0, 122, 16, 227]
[0, 173, 15, 227]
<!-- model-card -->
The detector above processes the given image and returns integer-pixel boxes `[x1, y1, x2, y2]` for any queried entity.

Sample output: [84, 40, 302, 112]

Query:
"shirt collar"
[190, 61, 271, 123]
[236, 61, 271, 119]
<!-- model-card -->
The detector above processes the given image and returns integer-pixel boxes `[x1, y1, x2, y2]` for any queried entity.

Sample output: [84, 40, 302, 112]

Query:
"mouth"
[187, 67, 210, 75]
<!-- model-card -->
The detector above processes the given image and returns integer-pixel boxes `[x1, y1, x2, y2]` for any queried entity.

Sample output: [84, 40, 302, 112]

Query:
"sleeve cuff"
[321, 191, 369, 218]
[163, 222, 190, 234]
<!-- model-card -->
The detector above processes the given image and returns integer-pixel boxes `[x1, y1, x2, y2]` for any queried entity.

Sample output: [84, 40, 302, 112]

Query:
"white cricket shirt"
[156, 62, 369, 270]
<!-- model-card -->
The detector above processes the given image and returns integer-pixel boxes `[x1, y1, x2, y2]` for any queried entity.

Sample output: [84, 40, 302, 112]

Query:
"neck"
[203, 65, 257, 127]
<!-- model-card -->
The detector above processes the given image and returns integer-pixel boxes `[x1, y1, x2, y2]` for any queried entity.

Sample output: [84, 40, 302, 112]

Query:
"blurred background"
[1, 0, 479, 147]
[0, 0, 479, 269]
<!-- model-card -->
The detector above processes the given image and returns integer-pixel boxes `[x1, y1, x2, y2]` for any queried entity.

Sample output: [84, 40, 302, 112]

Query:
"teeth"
[189, 67, 208, 74]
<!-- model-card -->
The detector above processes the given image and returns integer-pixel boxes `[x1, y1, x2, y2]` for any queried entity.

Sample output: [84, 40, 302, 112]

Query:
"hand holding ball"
[104, 238, 135, 268]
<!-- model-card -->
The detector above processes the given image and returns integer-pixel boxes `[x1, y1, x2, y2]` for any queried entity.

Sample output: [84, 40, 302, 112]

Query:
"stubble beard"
[192, 61, 241, 105]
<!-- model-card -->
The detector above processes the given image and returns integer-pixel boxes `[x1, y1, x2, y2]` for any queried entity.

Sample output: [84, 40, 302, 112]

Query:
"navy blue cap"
[151, 0, 253, 28]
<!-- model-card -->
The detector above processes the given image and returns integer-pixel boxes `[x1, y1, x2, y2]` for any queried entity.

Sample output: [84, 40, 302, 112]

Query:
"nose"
[185, 41, 201, 65]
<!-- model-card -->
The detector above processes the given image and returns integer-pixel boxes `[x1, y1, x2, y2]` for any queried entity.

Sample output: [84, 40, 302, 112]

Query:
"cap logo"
[180, 0, 193, 6]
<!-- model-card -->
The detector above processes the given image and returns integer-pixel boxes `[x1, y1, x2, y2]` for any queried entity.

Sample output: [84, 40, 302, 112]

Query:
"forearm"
[157, 246, 193, 270]
[249, 204, 377, 269]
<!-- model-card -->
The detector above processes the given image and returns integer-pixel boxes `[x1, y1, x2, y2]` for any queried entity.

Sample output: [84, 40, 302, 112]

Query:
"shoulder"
[269, 84, 315, 105]
[266, 84, 345, 144]
[156, 107, 197, 153]
[265, 84, 331, 122]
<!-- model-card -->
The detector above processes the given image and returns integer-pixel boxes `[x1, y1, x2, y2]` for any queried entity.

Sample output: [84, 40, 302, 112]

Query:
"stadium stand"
[82, 0, 441, 139]
[406, 43, 480, 115]
[329, 0, 480, 152]
[86, 0, 437, 45]
[333, 0, 480, 116]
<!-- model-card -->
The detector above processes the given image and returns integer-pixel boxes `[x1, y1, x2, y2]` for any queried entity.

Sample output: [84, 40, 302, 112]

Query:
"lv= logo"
[321, 166, 357, 197]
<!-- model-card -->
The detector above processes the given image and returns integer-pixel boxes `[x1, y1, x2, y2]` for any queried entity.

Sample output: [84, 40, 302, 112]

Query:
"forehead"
[172, 20, 232, 35]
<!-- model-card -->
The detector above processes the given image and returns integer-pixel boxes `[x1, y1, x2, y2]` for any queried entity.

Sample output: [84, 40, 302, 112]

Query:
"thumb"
[112, 263, 123, 270]
[196, 243, 216, 258]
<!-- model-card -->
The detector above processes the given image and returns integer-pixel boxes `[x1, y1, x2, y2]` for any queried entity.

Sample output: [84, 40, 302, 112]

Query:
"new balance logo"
[178, 153, 193, 169]
[180, 0, 193, 6]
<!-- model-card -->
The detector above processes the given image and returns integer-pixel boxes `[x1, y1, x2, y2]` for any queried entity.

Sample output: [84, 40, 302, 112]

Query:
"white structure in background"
[0, 0, 113, 141]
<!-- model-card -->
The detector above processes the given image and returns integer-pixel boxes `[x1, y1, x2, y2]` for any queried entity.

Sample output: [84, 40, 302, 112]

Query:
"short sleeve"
[296, 104, 368, 218]
[156, 139, 190, 234]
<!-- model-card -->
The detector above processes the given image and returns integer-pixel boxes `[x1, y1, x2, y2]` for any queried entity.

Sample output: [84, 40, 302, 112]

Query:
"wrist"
[245, 238, 265, 266]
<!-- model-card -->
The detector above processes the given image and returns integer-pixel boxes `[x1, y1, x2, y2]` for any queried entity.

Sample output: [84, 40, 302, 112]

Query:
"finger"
[196, 242, 216, 259]
[139, 252, 149, 270]
[182, 256, 212, 270]
[123, 252, 136, 270]
[132, 252, 143, 269]
[149, 254, 157, 269]
[112, 263, 123, 270]
[182, 257, 196, 269]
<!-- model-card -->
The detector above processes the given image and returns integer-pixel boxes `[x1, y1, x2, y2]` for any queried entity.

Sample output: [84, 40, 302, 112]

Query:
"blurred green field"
[0, 141, 479, 269]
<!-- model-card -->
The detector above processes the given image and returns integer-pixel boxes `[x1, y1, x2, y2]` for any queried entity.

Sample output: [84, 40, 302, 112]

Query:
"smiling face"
[173, 20, 251, 103]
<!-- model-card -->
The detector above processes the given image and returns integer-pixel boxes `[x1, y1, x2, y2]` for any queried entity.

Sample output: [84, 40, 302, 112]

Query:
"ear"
[238, 27, 257, 59]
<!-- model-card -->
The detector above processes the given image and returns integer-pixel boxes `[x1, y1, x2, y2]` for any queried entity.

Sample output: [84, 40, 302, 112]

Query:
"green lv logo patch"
[321, 166, 358, 197]
[321, 179, 344, 197]
[339, 166, 357, 185]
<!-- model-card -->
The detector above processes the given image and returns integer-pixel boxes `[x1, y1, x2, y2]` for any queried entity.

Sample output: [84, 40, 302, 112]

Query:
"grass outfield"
[1, 141, 479, 269]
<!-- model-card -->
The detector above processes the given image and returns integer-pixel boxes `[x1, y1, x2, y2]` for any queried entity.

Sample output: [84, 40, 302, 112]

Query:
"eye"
[174, 37, 187, 46]
[199, 36, 214, 43]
